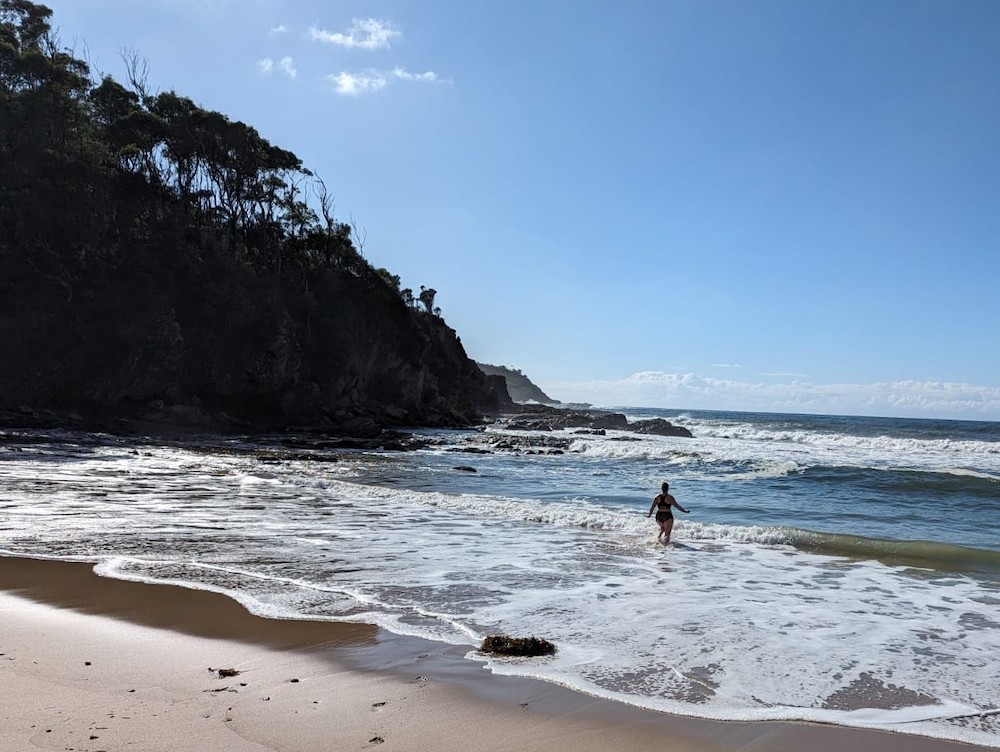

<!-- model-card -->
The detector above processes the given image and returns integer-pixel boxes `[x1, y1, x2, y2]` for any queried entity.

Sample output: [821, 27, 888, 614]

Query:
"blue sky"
[43, 0, 1000, 419]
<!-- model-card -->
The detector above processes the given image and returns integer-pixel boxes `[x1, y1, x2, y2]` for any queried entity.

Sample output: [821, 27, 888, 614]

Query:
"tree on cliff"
[0, 1, 498, 430]
[418, 286, 438, 315]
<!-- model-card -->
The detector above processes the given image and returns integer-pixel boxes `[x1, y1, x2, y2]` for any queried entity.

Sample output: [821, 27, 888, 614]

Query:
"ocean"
[1, 408, 998, 747]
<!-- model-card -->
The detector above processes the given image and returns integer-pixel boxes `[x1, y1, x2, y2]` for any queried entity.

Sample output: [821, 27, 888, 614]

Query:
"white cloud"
[328, 71, 388, 96]
[257, 56, 296, 79]
[279, 56, 297, 78]
[328, 67, 446, 96]
[309, 19, 401, 50]
[269, 24, 288, 35]
[390, 67, 440, 83]
[546, 371, 1000, 420]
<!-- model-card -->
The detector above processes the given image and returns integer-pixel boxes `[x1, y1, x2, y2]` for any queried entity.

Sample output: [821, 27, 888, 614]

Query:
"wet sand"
[0, 556, 990, 752]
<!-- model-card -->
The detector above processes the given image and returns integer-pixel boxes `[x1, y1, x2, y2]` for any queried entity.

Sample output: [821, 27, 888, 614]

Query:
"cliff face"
[0, 250, 505, 434]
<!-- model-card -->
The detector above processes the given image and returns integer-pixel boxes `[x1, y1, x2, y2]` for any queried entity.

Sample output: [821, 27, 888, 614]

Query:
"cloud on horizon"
[309, 19, 401, 50]
[547, 371, 1000, 420]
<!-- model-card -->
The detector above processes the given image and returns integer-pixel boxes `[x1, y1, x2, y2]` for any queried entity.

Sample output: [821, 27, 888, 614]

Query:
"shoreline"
[1, 555, 991, 752]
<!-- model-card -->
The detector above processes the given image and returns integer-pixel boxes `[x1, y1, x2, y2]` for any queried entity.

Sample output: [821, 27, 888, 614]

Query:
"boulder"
[480, 634, 556, 657]
[629, 418, 694, 438]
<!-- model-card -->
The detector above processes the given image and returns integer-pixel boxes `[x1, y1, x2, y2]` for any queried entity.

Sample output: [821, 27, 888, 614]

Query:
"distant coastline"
[476, 363, 560, 405]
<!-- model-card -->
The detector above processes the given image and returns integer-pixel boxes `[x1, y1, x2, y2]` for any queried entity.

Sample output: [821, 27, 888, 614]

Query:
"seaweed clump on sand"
[480, 634, 556, 657]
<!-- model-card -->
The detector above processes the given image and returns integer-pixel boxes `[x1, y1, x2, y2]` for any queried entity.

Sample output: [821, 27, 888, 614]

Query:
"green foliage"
[0, 0, 355, 275]
[417, 286, 437, 315]
[374, 267, 400, 292]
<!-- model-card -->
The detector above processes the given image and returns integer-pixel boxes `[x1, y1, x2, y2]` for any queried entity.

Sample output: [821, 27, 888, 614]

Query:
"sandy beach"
[0, 556, 991, 752]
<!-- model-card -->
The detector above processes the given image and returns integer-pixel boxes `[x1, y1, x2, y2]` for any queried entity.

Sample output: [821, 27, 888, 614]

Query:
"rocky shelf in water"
[0, 403, 693, 459]
[487, 404, 693, 438]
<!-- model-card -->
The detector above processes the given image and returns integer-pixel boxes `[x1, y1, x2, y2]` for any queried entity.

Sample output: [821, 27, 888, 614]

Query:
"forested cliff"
[0, 2, 509, 434]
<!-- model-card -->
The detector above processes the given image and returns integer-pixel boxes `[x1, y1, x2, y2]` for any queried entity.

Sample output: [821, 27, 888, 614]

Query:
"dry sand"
[0, 556, 990, 752]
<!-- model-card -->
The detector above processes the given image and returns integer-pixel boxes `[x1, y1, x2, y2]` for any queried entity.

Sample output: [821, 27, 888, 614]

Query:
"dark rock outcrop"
[626, 418, 694, 438]
[489, 405, 693, 438]
[0, 298, 504, 437]
[480, 634, 556, 657]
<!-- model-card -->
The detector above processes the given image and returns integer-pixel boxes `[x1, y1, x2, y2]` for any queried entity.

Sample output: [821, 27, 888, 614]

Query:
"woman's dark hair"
[661, 482, 669, 492]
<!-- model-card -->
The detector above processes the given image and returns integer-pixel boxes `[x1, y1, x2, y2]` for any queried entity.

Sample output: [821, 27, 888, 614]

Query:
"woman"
[647, 482, 689, 544]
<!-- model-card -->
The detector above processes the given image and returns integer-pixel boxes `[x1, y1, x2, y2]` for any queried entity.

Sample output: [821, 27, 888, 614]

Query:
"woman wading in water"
[647, 482, 689, 544]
